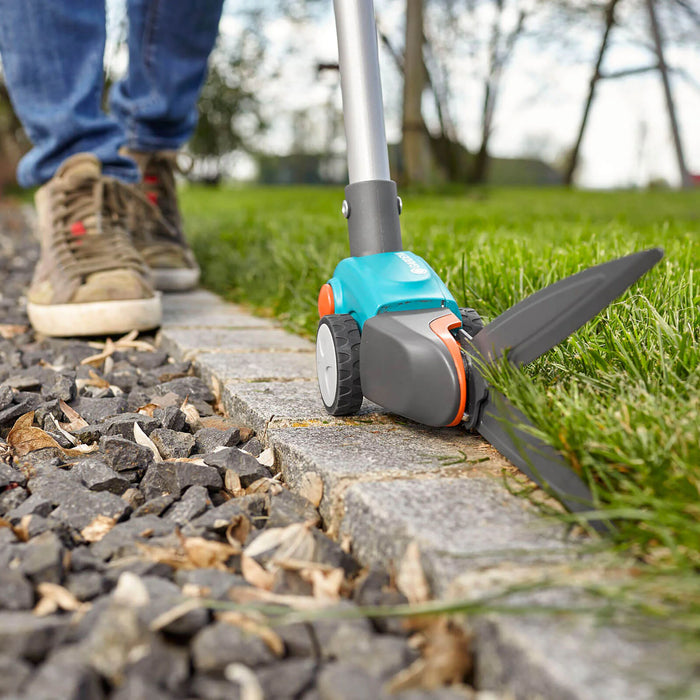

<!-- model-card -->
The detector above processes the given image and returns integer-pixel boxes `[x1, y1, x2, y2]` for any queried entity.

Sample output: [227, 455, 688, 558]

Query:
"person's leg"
[110, 0, 225, 152]
[0, 0, 139, 187]
[112, 0, 225, 292]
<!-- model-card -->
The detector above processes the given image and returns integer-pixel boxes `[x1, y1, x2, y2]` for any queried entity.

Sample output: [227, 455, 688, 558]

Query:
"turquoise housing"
[327, 251, 460, 330]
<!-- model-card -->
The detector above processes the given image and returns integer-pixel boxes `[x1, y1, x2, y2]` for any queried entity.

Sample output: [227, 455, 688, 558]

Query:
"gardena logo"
[397, 252, 428, 275]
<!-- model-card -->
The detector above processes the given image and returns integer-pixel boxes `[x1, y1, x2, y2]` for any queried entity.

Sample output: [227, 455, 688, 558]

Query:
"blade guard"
[360, 309, 467, 427]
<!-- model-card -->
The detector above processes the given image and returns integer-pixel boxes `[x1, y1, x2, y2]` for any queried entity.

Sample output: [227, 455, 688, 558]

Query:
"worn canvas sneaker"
[123, 149, 200, 292]
[27, 153, 162, 337]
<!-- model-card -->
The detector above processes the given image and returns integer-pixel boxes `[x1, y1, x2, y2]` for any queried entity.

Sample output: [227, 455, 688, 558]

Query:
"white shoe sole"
[151, 266, 200, 292]
[27, 294, 162, 337]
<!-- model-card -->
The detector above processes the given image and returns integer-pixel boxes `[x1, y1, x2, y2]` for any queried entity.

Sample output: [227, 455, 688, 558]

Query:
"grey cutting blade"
[475, 389, 608, 531]
[472, 248, 663, 366]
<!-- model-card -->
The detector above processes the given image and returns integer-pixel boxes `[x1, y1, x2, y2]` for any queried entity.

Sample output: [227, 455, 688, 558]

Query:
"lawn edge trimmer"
[317, 0, 663, 528]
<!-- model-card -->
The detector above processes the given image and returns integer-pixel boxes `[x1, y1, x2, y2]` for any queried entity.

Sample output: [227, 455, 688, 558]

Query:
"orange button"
[318, 284, 335, 318]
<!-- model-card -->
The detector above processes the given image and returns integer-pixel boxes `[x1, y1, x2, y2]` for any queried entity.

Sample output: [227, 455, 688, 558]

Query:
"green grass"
[181, 185, 699, 583]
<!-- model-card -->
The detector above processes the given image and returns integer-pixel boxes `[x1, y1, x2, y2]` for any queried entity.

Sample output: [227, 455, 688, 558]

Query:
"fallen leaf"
[245, 476, 283, 496]
[387, 619, 472, 691]
[81, 515, 117, 543]
[211, 376, 224, 414]
[224, 469, 244, 496]
[34, 582, 84, 617]
[244, 522, 316, 572]
[241, 554, 275, 590]
[0, 324, 28, 339]
[133, 422, 161, 462]
[226, 515, 251, 546]
[397, 542, 430, 605]
[258, 448, 275, 468]
[225, 664, 264, 700]
[7, 412, 97, 458]
[0, 515, 30, 542]
[180, 398, 201, 430]
[300, 567, 345, 602]
[47, 414, 79, 446]
[182, 536, 240, 569]
[136, 403, 160, 418]
[59, 397, 90, 430]
[218, 611, 285, 656]
[297, 472, 323, 507]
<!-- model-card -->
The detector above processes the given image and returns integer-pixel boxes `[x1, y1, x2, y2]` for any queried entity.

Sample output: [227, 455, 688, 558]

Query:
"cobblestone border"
[159, 290, 697, 700]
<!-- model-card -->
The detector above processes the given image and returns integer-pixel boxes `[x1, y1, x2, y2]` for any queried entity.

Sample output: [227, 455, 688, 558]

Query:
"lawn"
[180, 185, 699, 604]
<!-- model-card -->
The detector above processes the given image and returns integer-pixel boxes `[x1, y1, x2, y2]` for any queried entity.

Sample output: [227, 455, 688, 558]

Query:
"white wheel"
[315, 314, 363, 416]
[316, 322, 338, 407]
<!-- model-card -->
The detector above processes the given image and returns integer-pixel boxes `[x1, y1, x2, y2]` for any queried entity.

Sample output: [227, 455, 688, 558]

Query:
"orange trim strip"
[318, 284, 335, 318]
[429, 312, 467, 427]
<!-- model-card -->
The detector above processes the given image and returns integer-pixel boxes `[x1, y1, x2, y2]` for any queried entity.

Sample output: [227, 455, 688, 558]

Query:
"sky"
[217, 0, 699, 189]
[106, 0, 699, 189]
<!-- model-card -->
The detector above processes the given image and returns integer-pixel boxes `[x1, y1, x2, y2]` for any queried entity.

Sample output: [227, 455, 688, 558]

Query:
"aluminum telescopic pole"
[333, 0, 402, 256]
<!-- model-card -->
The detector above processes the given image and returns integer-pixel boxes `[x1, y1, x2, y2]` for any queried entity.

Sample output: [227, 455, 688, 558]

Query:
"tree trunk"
[564, 0, 619, 186]
[646, 0, 692, 188]
[470, 5, 525, 185]
[402, 0, 431, 184]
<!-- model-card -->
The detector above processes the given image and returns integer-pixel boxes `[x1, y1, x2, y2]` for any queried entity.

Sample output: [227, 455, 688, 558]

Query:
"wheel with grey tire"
[460, 307, 484, 337]
[316, 314, 363, 416]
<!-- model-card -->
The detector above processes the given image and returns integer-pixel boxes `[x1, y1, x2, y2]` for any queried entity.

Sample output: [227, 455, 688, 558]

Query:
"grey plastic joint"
[345, 180, 403, 257]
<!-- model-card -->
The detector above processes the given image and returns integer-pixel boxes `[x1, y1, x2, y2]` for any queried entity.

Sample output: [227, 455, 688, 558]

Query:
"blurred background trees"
[0, 0, 697, 193]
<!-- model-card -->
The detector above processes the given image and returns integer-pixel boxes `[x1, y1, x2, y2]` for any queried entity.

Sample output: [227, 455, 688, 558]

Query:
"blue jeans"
[0, 0, 224, 187]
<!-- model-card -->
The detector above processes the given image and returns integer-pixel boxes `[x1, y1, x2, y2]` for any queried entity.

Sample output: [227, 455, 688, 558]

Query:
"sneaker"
[27, 153, 162, 337]
[123, 149, 200, 292]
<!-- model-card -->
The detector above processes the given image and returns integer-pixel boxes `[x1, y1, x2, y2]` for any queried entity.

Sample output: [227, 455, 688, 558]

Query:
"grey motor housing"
[359, 309, 464, 427]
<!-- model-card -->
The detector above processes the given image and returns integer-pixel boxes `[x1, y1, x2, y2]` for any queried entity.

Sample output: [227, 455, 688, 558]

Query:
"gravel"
[0, 206, 474, 699]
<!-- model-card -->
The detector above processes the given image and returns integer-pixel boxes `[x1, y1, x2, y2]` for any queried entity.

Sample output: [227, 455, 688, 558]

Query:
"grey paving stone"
[159, 327, 313, 360]
[271, 422, 506, 520]
[162, 290, 274, 327]
[223, 380, 385, 434]
[472, 609, 700, 700]
[197, 351, 317, 383]
[339, 477, 573, 593]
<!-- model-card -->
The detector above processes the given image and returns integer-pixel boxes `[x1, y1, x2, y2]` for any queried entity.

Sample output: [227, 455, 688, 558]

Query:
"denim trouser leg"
[111, 0, 225, 152]
[0, 1, 139, 187]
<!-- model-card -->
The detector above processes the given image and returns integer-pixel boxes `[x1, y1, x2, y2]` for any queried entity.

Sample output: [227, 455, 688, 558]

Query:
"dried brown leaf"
[257, 448, 275, 468]
[224, 469, 244, 496]
[243, 522, 315, 570]
[387, 619, 472, 691]
[0, 324, 28, 339]
[7, 412, 97, 457]
[0, 515, 31, 542]
[397, 542, 430, 605]
[244, 477, 282, 496]
[241, 554, 275, 590]
[182, 536, 240, 570]
[133, 422, 161, 462]
[180, 398, 201, 429]
[81, 515, 117, 543]
[46, 414, 79, 446]
[58, 399, 88, 431]
[136, 403, 160, 417]
[297, 472, 323, 507]
[34, 582, 84, 617]
[217, 611, 285, 656]
[226, 515, 251, 547]
[300, 567, 345, 602]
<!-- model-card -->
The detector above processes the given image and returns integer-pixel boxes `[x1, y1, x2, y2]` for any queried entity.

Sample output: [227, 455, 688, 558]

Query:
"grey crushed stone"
[0, 207, 470, 700]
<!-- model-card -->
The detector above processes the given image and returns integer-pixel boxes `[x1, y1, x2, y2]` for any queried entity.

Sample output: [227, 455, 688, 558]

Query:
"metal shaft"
[333, 0, 391, 184]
